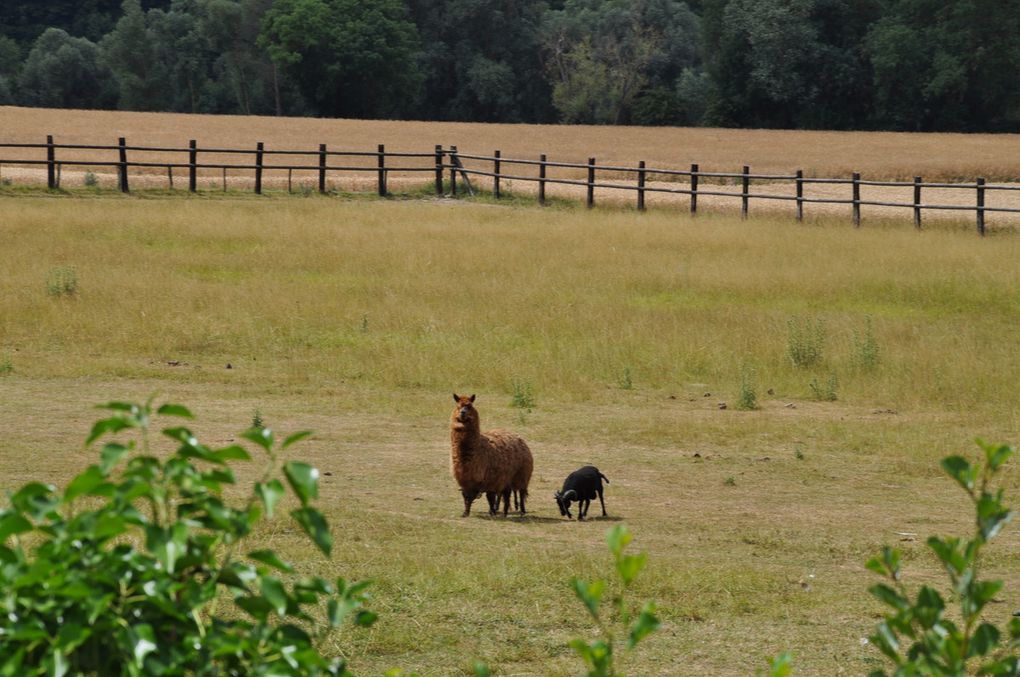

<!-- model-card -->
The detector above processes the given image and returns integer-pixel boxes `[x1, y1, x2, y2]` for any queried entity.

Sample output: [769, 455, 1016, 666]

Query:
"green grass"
[1, 192, 1020, 674]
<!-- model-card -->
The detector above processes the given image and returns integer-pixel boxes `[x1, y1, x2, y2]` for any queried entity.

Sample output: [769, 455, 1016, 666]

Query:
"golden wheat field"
[2, 110, 1020, 675]
[3, 106, 1020, 229]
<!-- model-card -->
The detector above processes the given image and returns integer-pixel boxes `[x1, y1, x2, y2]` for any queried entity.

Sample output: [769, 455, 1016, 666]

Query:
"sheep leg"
[598, 488, 607, 516]
[461, 489, 479, 517]
[579, 499, 590, 521]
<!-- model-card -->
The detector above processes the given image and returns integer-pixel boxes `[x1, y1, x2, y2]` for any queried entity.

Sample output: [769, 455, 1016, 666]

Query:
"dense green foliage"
[866, 441, 1020, 675]
[1, 0, 1017, 130]
[0, 399, 376, 675]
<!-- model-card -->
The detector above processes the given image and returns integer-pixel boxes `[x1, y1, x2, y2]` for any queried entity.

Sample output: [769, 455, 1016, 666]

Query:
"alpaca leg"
[518, 489, 527, 515]
[486, 492, 498, 515]
[501, 488, 511, 517]
[462, 489, 478, 517]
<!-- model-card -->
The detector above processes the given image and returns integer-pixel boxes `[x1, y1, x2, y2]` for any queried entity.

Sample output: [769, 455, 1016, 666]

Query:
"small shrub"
[361, 314, 369, 332]
[568, 525, 661, 676]
[724, 476, 736, 486]
[1, 176, 11, 186]
[787, 317, 825, 368]
[251, 407, 265, 429]
[510, 379, 536, 411]
[809, 371, 838, 401]
[736, 365, 758, 410]
[851, 317, 880, 371]
[45, 266, 77, 297]
[619, 366, 634, 390]
[0, 399, 375, 675]
[866, 441, 1019, 675]
[0, 354, 12, 376]
[794, 446, 805, 460]
[83, 171, 99, 187]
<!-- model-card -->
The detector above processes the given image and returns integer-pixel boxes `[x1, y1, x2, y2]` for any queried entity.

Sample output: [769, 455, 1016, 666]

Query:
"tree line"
[1, 0, 1017, 132]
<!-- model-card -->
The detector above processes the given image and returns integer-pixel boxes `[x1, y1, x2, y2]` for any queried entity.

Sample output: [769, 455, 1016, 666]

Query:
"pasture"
[2, 191, 1020, 675]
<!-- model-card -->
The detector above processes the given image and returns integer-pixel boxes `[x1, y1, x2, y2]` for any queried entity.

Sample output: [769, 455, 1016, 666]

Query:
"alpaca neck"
[451, 421, 480, 456]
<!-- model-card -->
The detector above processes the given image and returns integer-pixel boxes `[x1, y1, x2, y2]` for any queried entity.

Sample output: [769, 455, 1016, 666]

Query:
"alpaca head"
[451, 393, 479, 430]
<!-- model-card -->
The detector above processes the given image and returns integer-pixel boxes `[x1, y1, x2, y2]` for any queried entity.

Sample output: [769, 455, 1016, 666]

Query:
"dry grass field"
[3, 106, 1020, 230]
[3, 105, 1020, 181]
[2, 192, 1020, 674]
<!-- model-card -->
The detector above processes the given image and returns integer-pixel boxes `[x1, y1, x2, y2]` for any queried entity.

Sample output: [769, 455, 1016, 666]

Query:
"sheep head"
[554, 489, 576, 518]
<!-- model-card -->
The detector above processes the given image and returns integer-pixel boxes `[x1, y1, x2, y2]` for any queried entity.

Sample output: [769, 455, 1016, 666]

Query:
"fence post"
[450, 145, 458, 197]
[188, 139, 197, 192]
[46, 135, 56, 189]
[852, 172, 860, 227]
[637, 160, 646, 211]
[690, 163, 698, 216]
[913, 177, 922, 229]
[538, 154, 547, 205]
[976, 177, 986, 236]
[376, 143, 386, 196]
[493, 150, 501, 199]
[167, 165, 173, 190]
[586, 157, 595, 209]
[741, 165, 749, 219]
[795, 170, 804, 222]
[434, 145, 443, 195]
[255, 142, 264, 195]
[118, 137, 129, 193]
[318, 143, 327, 194]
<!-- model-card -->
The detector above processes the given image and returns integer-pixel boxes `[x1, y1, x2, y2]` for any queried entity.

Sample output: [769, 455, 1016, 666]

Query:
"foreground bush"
[0, 399, 373, 676]
[866, 440, 1020, 675]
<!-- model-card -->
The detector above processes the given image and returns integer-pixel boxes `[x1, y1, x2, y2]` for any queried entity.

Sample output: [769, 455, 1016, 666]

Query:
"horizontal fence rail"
[1, 136, 1019, 235]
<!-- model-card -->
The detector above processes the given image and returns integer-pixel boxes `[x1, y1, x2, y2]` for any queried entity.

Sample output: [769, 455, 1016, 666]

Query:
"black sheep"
[554, 465, 609, 520]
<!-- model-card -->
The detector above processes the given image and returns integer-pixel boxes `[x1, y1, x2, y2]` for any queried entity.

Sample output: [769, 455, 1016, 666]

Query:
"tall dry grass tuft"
[2, 195, 1020, 418]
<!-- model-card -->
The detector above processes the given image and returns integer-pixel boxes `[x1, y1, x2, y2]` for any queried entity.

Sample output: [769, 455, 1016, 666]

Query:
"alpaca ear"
[469, 394, 476, 402]
[452, 393, 459, 403]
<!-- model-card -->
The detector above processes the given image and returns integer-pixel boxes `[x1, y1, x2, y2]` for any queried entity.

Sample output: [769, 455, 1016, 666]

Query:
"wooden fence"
[2, 136, 1019, 235]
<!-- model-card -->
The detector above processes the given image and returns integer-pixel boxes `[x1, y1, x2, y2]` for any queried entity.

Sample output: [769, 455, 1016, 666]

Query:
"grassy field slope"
[2, 194, 1019, 674]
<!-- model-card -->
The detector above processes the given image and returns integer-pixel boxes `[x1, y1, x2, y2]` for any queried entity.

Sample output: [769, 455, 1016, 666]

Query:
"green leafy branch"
[569, 524, 661, 677]
[0, 399, 374, 676]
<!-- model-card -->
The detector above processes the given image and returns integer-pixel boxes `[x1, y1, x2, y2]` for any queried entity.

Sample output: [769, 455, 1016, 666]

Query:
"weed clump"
[45, 266, 77, 297]
[787, 317, 825, 368]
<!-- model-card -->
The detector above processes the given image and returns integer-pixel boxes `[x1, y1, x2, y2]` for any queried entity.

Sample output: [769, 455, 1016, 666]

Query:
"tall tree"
[543, 0, 700, 125]
[407, 0, 555, 123]
[17, 28, 117, 108]
[866, 0, 1020, 131]
[259, 0, 422, 119]
[100, 0, 167, 110]
[702, 0, 878, 129]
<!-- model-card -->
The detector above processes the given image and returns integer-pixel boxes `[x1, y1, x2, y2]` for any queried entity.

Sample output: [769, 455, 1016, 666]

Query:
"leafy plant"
[787, 317, 825, 368]
[852, 316, 880, 371]
[569, 524, 661, 676]
[0, 399, 375, 676]
[809, 371, 838, 401]
[618, 367, 634, 390]
[737, 364, 758, 410]
[83, 171, 99, 187]
[866, 440, 1019, 676]
[510, 379, 536, 412]
[45, 265, 77, 297]
[0, 353, 11, 376]
[251, 407, 265, 429]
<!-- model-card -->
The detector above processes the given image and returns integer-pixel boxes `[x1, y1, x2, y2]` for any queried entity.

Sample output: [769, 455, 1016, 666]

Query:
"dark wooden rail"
[2, 136, 1019, 235]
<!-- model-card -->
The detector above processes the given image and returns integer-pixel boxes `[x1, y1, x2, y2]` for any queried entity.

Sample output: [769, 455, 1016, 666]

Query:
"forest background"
[1, 0, 1018, 133]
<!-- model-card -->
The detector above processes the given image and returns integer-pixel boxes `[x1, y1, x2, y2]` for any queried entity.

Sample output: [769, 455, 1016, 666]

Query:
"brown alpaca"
[450, 393, 533, 517]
